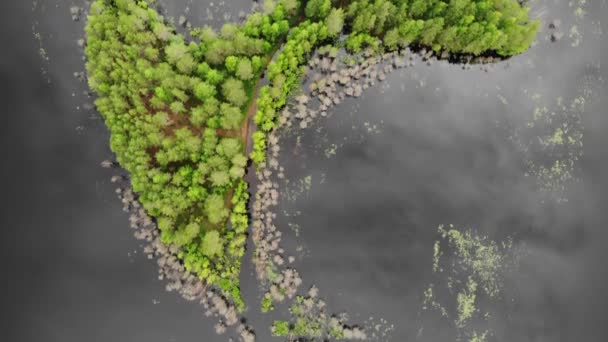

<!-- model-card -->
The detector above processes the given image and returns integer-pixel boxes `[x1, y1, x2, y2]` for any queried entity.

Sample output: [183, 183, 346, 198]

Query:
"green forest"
[344, 0, 538, 55]
[85, 0, 538, 311]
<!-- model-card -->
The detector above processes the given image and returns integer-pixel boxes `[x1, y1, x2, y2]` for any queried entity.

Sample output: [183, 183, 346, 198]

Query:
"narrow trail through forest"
[242, 78, 262, 155]
[240, 14, 306, 156]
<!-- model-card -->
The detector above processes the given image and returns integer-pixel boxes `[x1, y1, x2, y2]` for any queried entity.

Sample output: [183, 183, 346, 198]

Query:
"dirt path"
[238, 14, 311, 156]
[239, 44, 282, 156]
[241, 80, 262, 155]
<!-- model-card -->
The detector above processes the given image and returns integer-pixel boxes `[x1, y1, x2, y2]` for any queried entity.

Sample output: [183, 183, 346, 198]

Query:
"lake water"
[3, 0, 608, 341]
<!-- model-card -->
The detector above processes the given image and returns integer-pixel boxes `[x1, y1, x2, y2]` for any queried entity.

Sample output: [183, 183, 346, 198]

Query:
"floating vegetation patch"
[514, 92, 585, 203]
[568, 0, 588, 47]
[420, 224, 515, 342]
[318, 120, 384, 159]
[282, 174, 313, 203]
[324, 142, 342, 158]
[364, 316, 396, 341]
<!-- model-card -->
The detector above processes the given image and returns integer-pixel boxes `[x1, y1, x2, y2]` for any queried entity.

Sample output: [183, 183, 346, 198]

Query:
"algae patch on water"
[420, 224, 515, 342]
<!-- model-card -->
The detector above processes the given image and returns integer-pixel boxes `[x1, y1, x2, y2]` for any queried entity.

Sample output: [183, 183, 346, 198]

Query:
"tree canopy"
[85, 0, 292, 310]
[344, 0, 538, 55]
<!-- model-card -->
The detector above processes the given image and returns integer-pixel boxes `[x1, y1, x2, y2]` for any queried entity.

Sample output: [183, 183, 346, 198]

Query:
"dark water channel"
[2, 0, 608, 341]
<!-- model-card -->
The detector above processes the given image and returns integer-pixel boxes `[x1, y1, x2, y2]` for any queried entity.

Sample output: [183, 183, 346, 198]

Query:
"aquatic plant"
[422, 224, 514, 341]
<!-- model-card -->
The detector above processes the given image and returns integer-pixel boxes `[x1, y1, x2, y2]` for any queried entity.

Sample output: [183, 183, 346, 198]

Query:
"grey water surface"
[2, 0, 608, 341]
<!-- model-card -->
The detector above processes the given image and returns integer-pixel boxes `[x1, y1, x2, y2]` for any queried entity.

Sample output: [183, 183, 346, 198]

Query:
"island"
[85, 0, 538, 339]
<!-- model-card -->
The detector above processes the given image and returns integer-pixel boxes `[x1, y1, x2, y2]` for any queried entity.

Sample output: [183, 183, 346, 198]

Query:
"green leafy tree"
[170, 101, 186, 114]
[176, 54, 196, 74]
[206, 68, 225, 85]
[202, 129, 218, 155]
[225, 55, 239, 73]
[194, 81, 217, 101]
[251, 55, 264, 73]
[325, 8, 344, 38]
[305, 0, 331, 20]
[210, 170, 231, 187]
[204, 194, 229, 224]
[279, 0, 299, 15]
[219, 103, 244, 129]
[222, 78, 248, 107]
[221, 23, 238, 39]
[165, 41, 188, 65]
[271, 320, 290, 337]
[236, 58, 254, 80]
[217, 138, 242, 158]
[229, 165, 245, 179]
[232, 154, 248, 168]
[197, 25, 217, 42]
[173, 222, 200, 247]
[205, 40, 235, 65]
[153, 22, 171, 41]
[152, 111, 171, 127]
[201, 230, 224, 257]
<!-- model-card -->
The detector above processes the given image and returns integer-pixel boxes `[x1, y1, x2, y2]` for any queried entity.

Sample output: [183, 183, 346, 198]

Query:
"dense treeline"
[251, 0, 347, 164]
[343, 0, 539, 55]
[251, 0, 539, 164]
[86, 0, 537, 311]
[252, 19, 336, 164]
[85, 0, 296, 309]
